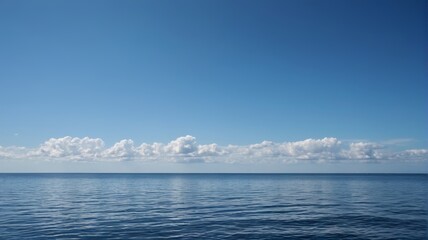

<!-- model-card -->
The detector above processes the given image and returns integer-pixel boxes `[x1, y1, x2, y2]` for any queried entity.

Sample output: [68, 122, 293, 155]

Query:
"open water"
[0, 173, 426, 239]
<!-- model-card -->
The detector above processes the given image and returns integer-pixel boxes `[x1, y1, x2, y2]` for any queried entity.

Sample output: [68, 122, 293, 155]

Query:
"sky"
[0, 0, 427, 173]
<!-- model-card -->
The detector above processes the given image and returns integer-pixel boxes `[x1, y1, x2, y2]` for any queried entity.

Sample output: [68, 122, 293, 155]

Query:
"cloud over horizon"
[0, 136, 427, 164]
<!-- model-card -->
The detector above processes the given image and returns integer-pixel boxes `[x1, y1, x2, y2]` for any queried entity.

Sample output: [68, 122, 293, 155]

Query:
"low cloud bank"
[1, 136, 427, 163]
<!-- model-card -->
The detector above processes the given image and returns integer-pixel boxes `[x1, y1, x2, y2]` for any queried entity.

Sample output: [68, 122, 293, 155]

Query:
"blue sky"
[0, 0, 427, 172]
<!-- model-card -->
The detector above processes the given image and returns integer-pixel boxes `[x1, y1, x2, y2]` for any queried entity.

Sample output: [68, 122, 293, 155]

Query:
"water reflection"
[0, 174, 426, 239]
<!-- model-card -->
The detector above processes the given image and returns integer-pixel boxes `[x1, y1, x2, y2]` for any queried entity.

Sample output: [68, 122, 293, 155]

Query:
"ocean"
[0, 173, 426, 239]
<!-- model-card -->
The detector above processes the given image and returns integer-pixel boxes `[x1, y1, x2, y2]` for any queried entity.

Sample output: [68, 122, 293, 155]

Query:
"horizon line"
[1, 172, 426, 175]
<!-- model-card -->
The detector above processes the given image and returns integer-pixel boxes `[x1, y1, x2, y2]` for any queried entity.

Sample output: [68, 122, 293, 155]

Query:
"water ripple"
[0, 174, 426, 239]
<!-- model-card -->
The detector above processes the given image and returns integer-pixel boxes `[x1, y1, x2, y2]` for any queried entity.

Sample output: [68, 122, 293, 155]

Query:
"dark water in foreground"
[0, 174, 426, 239]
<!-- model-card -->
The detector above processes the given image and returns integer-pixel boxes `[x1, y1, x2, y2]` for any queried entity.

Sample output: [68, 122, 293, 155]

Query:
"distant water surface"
[0, 174, 426, 239]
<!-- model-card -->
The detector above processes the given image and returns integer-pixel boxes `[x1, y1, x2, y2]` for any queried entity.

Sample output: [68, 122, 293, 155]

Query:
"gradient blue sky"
[0, 0, 427, 172]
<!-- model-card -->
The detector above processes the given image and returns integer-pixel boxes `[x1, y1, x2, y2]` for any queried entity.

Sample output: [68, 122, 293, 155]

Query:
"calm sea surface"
[0, 174, 426, 239]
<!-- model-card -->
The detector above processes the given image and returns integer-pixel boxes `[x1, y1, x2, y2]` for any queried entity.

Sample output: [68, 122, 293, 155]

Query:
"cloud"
[0, 146, 28, 159]
[0, 135, 427, 163]
[391, 149, 428, 162]
[342, 142, 384, 161]
[103, 139, 136, 160]
[381, 138, 414, 145]
[283, 137, 341, 160]
[34, 136, 104, 160]
[165, 135, 198, 155]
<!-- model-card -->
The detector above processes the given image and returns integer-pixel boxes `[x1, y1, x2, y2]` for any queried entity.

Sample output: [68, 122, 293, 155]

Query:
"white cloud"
[221, 138, 342, 163]
[103, 139, 136, 160]
[197, 143, 222, 157]
[403, 149, 428, 155]
[0, 135, 426, 163]
[0, 146, 28, 159]
[392, 149, 428, 162]
[165, 135, 197, 155]
[283, 137, 341, 160]
[34, 136, 104, 160]
[342, 142, 384, 161]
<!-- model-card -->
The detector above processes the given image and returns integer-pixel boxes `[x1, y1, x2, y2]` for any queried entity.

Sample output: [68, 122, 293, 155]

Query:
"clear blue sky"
[0, 0, 427, 172]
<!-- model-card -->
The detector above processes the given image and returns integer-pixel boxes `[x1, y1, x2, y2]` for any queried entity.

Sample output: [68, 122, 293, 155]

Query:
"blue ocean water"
[0, 174, 426, 239]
